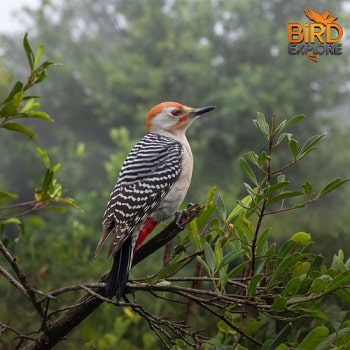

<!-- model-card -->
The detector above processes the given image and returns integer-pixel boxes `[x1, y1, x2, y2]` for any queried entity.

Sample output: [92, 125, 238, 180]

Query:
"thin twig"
[0, 265, 27, 296]
[196, 300, 262, 346]
[0, 240, 44, 319]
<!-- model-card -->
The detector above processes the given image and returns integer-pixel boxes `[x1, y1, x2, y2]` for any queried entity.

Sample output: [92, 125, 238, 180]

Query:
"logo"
[287, 9, 343, 62]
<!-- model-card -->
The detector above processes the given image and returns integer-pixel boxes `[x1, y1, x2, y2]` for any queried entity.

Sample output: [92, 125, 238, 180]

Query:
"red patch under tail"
[135, 217, 158, 251]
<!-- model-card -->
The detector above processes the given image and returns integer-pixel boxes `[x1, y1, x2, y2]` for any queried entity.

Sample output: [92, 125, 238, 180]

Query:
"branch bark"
[21, 203, 203, 350]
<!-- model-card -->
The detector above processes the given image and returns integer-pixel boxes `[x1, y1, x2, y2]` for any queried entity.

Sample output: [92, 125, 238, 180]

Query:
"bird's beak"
[188, 105, 216, 118]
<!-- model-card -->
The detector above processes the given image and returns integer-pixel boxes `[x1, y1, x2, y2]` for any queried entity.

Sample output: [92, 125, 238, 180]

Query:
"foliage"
[1, 1, 350, 349]
[0, 35, 77, 242]
[0, 34, 57, 138]
[1, 36, 350, 350]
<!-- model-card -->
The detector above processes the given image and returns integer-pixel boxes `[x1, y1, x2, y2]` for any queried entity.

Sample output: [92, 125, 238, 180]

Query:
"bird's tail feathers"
[105, 236, 133, 299]
[95, 226, 112, 256]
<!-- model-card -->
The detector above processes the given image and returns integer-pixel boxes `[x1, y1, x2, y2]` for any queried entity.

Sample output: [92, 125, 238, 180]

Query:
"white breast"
[151, 136, 193, 222]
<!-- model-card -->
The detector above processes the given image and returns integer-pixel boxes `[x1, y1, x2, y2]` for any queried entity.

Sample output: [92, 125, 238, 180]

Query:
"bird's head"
[146, 101, 215, 135]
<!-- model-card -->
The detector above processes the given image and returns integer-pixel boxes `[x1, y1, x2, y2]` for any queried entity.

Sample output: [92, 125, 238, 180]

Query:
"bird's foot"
[175, 203, 194, 230]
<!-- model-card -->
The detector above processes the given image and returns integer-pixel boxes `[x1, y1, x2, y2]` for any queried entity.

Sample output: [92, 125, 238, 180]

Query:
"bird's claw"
[175, 203, 193, 229]
[175, 210, 185, 229]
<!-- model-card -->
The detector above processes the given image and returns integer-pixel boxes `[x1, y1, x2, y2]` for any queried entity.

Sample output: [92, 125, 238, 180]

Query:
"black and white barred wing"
[95, 133, 183, 256]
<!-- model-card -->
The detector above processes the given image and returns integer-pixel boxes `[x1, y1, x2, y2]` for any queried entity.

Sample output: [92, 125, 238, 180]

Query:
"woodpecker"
[96, 101, 215, 299]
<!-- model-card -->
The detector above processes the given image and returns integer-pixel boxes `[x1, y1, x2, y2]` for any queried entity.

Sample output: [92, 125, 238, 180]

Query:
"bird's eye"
[171, 109, 182, 117]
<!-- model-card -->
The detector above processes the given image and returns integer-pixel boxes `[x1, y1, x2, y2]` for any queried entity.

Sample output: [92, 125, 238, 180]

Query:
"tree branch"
[0, 240, 45, 319]
[20, 203, 204, 350]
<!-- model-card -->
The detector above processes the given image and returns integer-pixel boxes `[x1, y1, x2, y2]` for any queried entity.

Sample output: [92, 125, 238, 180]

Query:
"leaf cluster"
[0, 35, 77, 242]
[141, 113, 350, 348]
[0, 34, 60, 139]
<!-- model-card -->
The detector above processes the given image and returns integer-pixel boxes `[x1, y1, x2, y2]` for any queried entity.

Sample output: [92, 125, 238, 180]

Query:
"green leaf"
[293, 261, 310, 278]
[267, 190, 304, 206]
[154, 261, 184, 280]
[258, 150, 268, 168]
[269, 253, 303, 285]
[217, 320, 231, 334]
[325, 271, 350, 293]
[37, 147, 50, 168]
[1, 81, 23, 105]
[23, 33, 35, 70]
[248, 274, 262, 295]
[203, 242, 216, 273]
[196, 256, 211, 276]
[253, 112, 270, 137]
[196, 203, 216, 229]
[0, 217, 22, 226]
[217, 249, 244, 271]
[245, 151, 259, 166]
[283, 114, 305, 129]
[298, 134, 326, 159]
[318, 178, 349, 198]
[330, 249, 347, 271]
[52, 163, 62, 173]
[0, 91, 23, 116]
[216, 192, 226, 220]
[235, 226, 250, 247]
[0, 191, 18, 203]
[245, 319, 266, 336]
[226, 239, 242, 253]
[273, 115, 305, 137]
[275, 132, 292, 147]
[226, 195, 252, 222]
[256, 227, 270, 256]
[302, 180, 313, 197]
[282, 277, 303, 296]
[35, 70, 48, 84]
[205, 186, 216, 206]
[277, 174, 286, 183]
[34, 44, 44, 68]
[188, 220, 202, 251]
[218, 267, 229, 287]
[214, 241, 223, 268]
[227, 260, 249, 279]
[289, 138, 298, 159]
[42, 169, 54, 193]
[240, 157, 258, 186]
[2, 122, 36, 139]
[58, 197, 80, 209]
[271, 296, 288, 311]
[290, 232, 311, 245]
[275, 345, 289, 350]
[308, 277, 327, 294]
[38, 60, 61, 70]
[266, 181, 291, 197]
[20, 97, 39, 113]
[48, 179, 62, 198]
[264, 243, 276, 266]
[297, 327, 329, 350]
[279, 240, 297, 258]
[24, 110, 53, 121]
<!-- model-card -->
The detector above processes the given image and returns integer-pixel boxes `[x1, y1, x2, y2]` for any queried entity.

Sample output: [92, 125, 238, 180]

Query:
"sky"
[0, 0, 40, 34]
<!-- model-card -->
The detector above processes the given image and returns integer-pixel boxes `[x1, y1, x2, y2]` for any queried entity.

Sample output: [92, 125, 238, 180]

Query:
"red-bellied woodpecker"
[96, 101, 216, 299]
